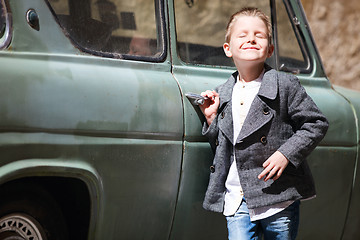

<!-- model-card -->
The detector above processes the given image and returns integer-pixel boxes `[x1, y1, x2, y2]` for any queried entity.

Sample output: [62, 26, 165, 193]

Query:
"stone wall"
[302, 0, 360, 90]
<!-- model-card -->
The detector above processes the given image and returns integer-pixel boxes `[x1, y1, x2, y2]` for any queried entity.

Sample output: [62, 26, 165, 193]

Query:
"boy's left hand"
[258, 151, 289, 182]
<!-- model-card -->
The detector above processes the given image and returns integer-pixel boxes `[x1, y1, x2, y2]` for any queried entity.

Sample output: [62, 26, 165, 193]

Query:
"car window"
[0, 0, 11, 49]
[276, 0, 310, 73]
[174, 0, 270, 67]
[174, 0, 310, 73]
[46, 0, 165, 60]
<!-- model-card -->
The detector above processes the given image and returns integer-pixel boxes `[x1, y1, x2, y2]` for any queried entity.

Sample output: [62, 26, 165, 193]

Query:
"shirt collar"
[236, 69, 264, 89]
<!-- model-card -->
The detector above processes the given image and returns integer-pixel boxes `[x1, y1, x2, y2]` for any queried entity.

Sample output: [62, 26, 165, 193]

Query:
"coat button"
[260, 136, 267, 144]
[210, 165, 215, 173]
[215, 139, 219, 146]
[263, 107, 270, 115]
[221, 111, 225, 119]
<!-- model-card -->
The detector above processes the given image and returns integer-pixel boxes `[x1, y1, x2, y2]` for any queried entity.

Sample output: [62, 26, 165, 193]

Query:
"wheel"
[0, 182, 68, 240]
[0, 232, 24, 240]
[0, 213, 46, 239]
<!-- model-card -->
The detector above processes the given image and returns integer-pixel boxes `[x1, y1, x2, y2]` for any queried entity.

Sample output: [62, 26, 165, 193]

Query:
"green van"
[0, 0, 359, 239]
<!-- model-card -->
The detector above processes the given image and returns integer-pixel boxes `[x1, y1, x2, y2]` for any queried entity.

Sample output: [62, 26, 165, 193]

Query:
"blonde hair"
[225, 7, 272, 44]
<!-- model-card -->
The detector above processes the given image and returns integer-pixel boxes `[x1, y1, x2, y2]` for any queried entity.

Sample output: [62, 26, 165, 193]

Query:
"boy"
[199, 7, 329, 240]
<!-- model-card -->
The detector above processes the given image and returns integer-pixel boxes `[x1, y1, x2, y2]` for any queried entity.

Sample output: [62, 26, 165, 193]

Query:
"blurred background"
[302, 0, 360, 90]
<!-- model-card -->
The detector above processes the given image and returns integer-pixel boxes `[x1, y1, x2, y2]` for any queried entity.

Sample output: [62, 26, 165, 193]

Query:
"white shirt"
[223, 71, 293, 221]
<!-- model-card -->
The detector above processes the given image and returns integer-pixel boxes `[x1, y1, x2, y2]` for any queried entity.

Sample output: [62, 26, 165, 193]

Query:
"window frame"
[45, 0, 167, 62]
[173, 0, 313, 74]
[0, 0, 12, 50]
[272, 0, 312, 74]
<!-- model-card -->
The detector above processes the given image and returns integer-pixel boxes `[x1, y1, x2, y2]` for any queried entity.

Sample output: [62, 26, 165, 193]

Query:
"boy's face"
[223, 16, 274, 66]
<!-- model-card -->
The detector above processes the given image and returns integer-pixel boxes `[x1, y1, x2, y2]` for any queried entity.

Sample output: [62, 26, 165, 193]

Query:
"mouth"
[242, 47, 259, 50]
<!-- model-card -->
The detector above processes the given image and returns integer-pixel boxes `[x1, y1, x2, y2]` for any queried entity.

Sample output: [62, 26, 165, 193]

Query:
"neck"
[236, 62, 264, 82]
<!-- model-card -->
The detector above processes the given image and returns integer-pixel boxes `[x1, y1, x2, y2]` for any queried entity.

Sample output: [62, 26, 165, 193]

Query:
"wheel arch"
[0, 159, 103, 240]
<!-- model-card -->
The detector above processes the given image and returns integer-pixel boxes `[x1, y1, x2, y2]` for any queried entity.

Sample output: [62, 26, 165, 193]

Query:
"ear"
[267, 44, 274, 58]
[223, 42, 233, 58]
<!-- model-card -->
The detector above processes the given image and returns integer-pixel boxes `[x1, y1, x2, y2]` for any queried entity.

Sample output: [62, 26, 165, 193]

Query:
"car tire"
[0, 182, 69, 240]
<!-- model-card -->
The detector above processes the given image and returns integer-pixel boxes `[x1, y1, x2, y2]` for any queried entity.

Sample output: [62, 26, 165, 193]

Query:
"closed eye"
[256, 33, 267, 38]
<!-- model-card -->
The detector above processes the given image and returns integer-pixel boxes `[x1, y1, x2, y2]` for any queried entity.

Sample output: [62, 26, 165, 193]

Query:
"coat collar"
[217, 65, 279, 144]
[218, 64, 278, 112]
[258, 64, 278, 100]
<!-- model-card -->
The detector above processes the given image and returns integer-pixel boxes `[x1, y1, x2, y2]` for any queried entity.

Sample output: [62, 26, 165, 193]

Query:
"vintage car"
[0, 0, 359, 239]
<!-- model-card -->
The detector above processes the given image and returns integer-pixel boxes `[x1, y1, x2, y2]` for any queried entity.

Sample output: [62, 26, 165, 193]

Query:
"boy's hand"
[199, 90, 220, 126]
[258, 151, 289, 182]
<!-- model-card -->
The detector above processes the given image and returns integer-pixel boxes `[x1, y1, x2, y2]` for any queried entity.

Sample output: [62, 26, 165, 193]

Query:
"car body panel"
[168, 0, 358, 238]
[1, 0, 184, 239]
[331, 86, 360, 240]
[0, 0, 359, 239]
[170, 67, 358, 239]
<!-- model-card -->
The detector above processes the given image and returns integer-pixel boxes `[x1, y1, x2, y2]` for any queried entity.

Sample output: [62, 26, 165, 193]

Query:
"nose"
[248, 39, 256, 44]
[247, 34, 256, 44]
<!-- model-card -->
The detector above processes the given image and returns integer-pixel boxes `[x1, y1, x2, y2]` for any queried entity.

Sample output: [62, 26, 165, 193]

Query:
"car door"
[0, 0, 183, 239]
[169, 0, 357, 239]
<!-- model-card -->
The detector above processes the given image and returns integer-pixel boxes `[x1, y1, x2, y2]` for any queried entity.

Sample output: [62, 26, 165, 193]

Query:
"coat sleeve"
[202, 114, 219, 153]
[201, 85, 223, 153]
[277, 75, 329, 168]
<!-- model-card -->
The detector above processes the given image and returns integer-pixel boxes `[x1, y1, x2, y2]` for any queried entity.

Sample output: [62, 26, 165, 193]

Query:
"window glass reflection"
[47, 0, 162, 58]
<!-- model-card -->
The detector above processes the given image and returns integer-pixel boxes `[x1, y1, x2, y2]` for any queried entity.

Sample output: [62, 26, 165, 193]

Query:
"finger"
[258, 167, 270, 180]
[262, 159, 270, 168]
[203, 97, 216, 106]
[264, 168, 276, 181]
[199, 92, 213, 106]
[210, 91, 219, 101]
[272, 174, 280, 181]
[200, 92, 215, 105]
[272, 168, 284, 181]
[264, 166, 280, 182]
[202, 90, 218, 99]
[201, 91, 211, 98]
[203, 90, 216, 98]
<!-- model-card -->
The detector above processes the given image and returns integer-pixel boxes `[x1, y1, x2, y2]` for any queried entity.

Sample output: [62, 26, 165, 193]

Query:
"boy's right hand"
[199, 90, 220, 126]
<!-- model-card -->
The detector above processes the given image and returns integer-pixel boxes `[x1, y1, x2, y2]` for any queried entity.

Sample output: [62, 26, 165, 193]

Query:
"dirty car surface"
[0, 0, 359, 239]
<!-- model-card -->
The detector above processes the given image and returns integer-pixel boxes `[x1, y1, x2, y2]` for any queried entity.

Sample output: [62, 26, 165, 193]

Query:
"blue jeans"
[226, 200, 300, 240]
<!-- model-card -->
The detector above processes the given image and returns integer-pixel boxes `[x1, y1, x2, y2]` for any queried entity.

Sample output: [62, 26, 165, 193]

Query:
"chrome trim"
[0, 0, 12, 50]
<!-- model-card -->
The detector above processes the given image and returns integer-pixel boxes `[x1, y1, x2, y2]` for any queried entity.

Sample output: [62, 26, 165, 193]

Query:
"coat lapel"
[236, 68, 278, 143]
[217, 72, 237, 145]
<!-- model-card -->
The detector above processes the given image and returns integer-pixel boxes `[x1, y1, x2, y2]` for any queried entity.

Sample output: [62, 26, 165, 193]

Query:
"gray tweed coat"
[202, 65, 329, 211]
